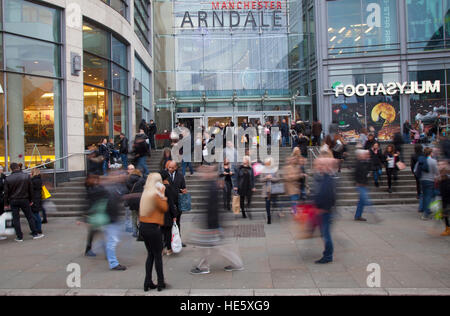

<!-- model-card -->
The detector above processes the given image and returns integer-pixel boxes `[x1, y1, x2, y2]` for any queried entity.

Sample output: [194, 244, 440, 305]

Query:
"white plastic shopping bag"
[0, 211, 15, 236]
[171, 222, 182, 253]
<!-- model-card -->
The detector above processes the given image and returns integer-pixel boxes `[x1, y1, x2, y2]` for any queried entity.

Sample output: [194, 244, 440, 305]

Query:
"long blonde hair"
[139, 172, 163, 217]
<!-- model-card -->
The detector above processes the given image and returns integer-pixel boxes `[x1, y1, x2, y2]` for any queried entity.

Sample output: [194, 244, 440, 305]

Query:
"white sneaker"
[15, 238, 23, 242]
[0, 236, 7, 241]
[33, 234, 45, 240]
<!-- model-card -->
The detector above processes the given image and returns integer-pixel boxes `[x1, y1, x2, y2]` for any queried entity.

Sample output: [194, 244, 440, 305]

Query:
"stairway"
[47, 144, 420, 217]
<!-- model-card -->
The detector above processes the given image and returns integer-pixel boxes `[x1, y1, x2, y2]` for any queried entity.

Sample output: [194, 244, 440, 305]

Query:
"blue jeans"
[136, 156, 149, 176]
[373, 169, 382, 184]
[320, 212, 333, 261]
[290, 194, 300, 213]
[120, 154, 128, 170]
[403, 133, 410, 144]
[182, 160, 194, 176]
[355, 186, 371, 219]
[102, 160, 108, 175]
[104, 222, 121, 269]
[420, 180, 435, 217]
[33, 212, 42, 233]
[282, 136, 290, 147]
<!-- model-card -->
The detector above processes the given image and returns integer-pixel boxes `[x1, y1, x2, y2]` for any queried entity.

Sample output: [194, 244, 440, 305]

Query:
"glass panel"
[232, 35, 260, 71]
[83, 52, 109, 88]
[142, 86, 150, 109]
[260, 35, 288, 70]
[204, 72, 233, 91]
[112, 92, 127, 137]
[327, 0, 363, 56]
[407, 0, 444, 49]
[4, 0, 60, 42]
[134, 57, 143, 83]
[233, 71, 260, 90]
[135, 102, 143, 133]
[83, 21, 110, 59]
[204, 36, 232, 71]
[84, 85, 109, 148]
[7, 74, 61, 167]
[261, 71, 289, 90]
[0, 73, 5, 167]
[112, 36, 127, 69]
[177, 36, 203, 71]
[5, 34, 60, 77]
[362, 0, 398, 49]
[176, 72, 202, 91]
[112, 64, 128, 95]
[446, 0, 450, 42]
[110, 0, 127, 18]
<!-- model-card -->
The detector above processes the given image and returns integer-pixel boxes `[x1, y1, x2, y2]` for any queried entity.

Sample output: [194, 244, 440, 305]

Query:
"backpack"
[414, 156, 429, 179]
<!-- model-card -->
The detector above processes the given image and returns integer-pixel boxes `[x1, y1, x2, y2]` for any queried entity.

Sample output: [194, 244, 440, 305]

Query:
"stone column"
[7, 73, 25, 166]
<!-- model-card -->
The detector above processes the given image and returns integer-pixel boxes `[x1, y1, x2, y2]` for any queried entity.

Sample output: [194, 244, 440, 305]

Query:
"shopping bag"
[171, 222, 182, 253]
[179, 193, 191, 212]
[252, 162, 263, 176]
[0, 211, 15, 236]
[430, 198, 443, 218]
[294, 204, 321, 239]
[270, 182, 285, 195]
[396, 161, 406, 170]
[232, 195, 240, 214]
[41, 185, 51, 200]
[87, 199, 110, 228]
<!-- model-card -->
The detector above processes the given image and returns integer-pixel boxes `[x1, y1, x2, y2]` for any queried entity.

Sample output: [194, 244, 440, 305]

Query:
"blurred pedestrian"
[118, 133, 129, 170]
[160, 171, 179, 256]
[354, 150, 372, 221]
[312, 120, 322, 146]
[190, 165, 244, 275]
[283, 156, 301, 214]
[5, 163, 43, 242]
[0, 166, 6, 216]
[332, 134, 346, 172]
[312, 157, 337, 264]
[280, 119, 290, 147]
[419, 147, 439, 220]
[148, 119, 157, 150]
[369, 142, 383, 187]
[126, 165, 145, 238]
[219, 158, 233, 211]
[159, 148, 172, 172]
[261, 157, 281, 224]
[99, 138, 110, 175]
[30, 169, 44, 235]
[234, 156, 255, 219]
[438, 161, 450, 236]
[139, 173, 168, 291]
[297, 132, 309, 159]
[166, 161, 187, 246]
[411, 144, 424, 203]
[384, 145, 399, 193]
[403, 120, 411, 144]
[133, 130, 150, 177]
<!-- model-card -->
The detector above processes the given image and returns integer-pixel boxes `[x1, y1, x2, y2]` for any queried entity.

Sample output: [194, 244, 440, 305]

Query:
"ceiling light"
[330, 36, 336, 42]
[338, 27, 346, 34]
[355, 36, 361, 42]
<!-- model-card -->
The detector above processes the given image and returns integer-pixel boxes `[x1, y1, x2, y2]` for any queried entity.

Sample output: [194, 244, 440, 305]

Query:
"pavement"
[1, 205, 450, 296]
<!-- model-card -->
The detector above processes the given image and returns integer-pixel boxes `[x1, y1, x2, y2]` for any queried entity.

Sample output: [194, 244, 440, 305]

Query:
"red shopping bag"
[294, 204, 321, 239]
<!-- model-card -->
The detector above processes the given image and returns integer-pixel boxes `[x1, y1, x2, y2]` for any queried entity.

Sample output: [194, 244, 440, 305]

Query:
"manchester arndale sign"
[180, 1, 285, 28]
[333, 81, 441, 97]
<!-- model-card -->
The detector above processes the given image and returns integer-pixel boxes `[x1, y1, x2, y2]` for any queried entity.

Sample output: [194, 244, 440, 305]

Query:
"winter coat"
[236, 165, 254, 196]
[260, 167, 281, 199]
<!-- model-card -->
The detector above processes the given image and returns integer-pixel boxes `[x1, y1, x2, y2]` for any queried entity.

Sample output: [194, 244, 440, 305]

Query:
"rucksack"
[414, 156, 429, 179]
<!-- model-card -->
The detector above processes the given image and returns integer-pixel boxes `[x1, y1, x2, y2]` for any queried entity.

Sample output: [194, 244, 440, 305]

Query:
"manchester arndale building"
[154, 0, 450, 142]
[0, 0, 153, 175]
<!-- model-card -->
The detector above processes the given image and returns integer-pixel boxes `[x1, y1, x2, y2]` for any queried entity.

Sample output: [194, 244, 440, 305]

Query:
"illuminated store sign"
[333, 81, 441, 97]
[180, 1, 285, 28]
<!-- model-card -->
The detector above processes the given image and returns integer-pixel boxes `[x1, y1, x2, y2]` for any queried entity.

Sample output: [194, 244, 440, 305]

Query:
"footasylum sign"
[333, 81, 441, 97]
[180, 1, 286, 28]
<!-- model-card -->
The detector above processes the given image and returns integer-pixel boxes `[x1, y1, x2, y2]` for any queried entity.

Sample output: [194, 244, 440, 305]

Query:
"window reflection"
[83, 52, 109, 88]
[84, 85, 109, 147]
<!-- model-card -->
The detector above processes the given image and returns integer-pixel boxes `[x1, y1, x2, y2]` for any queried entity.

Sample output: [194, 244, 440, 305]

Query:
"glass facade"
[154, 0, 315, 131]
[83, 20, 129, 147]
[134, 55, 151, 131]
[134, 0, 151, 53]
[327, 0, 399, 57]
[406, 0, 450, 51]
[1, 0, 62, 168]
[101, 0, 128, 19]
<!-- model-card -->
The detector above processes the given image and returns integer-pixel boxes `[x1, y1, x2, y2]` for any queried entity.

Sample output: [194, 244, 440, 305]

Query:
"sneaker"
[0, 236, 7, 241]
[111, 264, 127, 271]
[32, 234, 45, 240]
[224, 265, 244, 272]
[15, 238, 23, 242]
[315, 257, 332, 264]
[84, 250, 97, 257]
[190, 267, 210, 275]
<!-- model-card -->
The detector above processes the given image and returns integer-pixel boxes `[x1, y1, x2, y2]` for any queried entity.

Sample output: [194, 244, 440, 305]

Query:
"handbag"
[232, 195, 240, 214]
[270, 182, 285, 195]
[171, 222, 182, 253]
[41, 185, 51, 200]
[396, 161, 406, 170]
[178, 193, 191, 212]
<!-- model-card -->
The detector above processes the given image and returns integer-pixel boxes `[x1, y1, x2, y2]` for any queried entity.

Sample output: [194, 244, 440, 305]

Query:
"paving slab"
[319, 288, 388, 296]
[65, 289, 128, 296]
[190, 289, 254, 296]
[7, 289, 68, 296]
[386, 288, 450, 296]
[254, 289, 320, 296]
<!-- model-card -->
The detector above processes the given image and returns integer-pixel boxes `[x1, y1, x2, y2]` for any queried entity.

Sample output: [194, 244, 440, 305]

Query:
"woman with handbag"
[383, 145, 399, 193]
[139, 173, 168, 291]
[261, 157, 282, 224]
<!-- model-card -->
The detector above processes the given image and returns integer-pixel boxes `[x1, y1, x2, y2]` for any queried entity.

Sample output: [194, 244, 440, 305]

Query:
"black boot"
[267, 216, 271, 225]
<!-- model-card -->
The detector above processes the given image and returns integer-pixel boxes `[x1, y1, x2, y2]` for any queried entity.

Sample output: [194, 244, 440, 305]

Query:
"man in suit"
[167, 161, 187, 246]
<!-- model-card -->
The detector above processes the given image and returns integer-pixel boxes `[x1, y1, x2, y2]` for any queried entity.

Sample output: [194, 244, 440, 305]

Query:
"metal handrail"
[22, 152, 89, 188]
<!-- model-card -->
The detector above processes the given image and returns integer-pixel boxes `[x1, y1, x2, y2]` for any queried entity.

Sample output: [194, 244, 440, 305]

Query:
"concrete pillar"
[7, 73, 25, 166]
